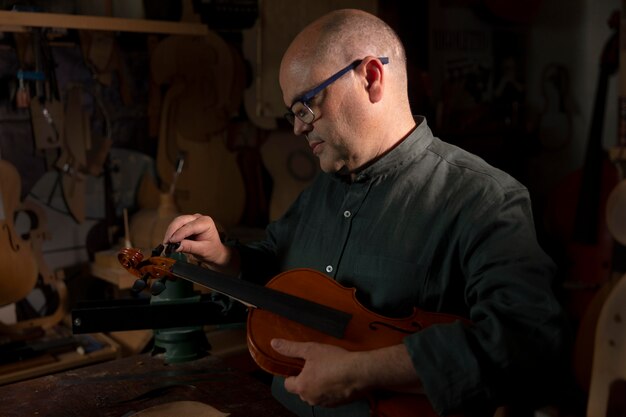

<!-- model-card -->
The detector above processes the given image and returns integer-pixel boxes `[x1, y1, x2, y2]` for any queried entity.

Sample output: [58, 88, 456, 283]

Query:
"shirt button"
[326, 265, 333, 273]
[343, 210, 351, 218]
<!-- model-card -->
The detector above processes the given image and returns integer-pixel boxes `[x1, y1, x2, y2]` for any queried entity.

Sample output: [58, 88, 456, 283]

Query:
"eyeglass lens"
[286, 102, 315, 126]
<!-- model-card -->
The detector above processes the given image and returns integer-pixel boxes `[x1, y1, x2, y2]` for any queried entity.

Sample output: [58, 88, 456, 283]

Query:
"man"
[163, 8, 568, 417]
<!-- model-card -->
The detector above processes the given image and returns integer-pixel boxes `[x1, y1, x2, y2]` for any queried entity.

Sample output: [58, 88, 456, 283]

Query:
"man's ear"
[362, 56, 384, 103]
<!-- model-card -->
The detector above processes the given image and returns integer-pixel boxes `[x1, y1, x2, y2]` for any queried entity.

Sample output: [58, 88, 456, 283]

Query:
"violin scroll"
[118, 247, 145, 276]
[118, 247, 177, 294]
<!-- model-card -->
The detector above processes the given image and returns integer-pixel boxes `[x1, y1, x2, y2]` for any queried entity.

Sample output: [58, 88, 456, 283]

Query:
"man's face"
[280, 57, 360, 174]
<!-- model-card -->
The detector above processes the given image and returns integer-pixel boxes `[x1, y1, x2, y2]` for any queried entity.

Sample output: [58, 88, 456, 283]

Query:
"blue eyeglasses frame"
[285, 56, 389, 125]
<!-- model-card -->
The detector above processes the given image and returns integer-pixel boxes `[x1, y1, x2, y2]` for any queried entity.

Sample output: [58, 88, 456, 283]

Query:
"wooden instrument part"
[129, 192, 181, 251]
[611, 2, 626, 246]
[606, 178, 626, 246]
[151, 32, 246, 227]
[128, 400, 228, 417]
[544, 12, 620, 323]
[20, 200, 55, 285]
[30, 98, 64, 150]
[247, 268, 464, 376]
[0, 160, 39, 306]
[0, 184, 68, 332]
[1, 279, 69, 333]
[129, 83, 185, 250]
[568, 10, 625, 394]
[170, 129, 245, 226]
[117, 247, 467, 417]
[24, 28, 65, 151]
[55, 86, 89, 223]
[151, 34, 239, 139]
[260, 129, 319, 221]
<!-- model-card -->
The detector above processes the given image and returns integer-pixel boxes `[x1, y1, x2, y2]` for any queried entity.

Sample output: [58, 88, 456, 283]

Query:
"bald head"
[283, 9, 408, 91]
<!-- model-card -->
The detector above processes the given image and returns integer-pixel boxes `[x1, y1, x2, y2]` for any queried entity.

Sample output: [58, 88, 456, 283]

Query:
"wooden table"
[0, 352, 295, 417]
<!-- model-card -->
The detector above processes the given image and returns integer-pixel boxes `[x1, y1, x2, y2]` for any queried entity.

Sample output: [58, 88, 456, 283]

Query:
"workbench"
[0, 351, 295, 417]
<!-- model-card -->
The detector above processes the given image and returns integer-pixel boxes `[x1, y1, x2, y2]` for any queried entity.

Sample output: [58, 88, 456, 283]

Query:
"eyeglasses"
[284, 56, 389, 126]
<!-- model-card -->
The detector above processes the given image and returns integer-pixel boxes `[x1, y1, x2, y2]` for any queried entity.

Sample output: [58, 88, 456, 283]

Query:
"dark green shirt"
[238, 117, 568, 416]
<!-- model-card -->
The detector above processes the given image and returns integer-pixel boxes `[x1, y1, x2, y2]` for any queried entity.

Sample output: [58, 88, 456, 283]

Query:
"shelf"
[0, 10, 208, 35]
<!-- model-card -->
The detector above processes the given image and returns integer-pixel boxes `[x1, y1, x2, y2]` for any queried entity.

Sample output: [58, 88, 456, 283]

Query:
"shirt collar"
[334, 116, 434, 183]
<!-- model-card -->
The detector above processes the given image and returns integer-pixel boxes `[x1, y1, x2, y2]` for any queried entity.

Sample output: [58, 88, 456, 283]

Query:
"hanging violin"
[118, 246, 467, 417]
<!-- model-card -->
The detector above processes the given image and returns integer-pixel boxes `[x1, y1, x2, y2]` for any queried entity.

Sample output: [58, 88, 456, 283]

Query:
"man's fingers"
[164, 214, 209, 244]
[283, 375, 300, 395]
[271, 338, 309, 358]
[176, 239, 206, 255]
[162, 214, 198, 244]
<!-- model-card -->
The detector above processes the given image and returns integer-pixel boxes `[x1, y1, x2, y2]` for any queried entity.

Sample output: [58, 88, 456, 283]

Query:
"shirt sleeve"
[404, 187, 570, 415]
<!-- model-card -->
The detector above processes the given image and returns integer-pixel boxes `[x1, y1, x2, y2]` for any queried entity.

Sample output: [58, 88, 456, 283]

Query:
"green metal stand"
[151, 253, 209, 363]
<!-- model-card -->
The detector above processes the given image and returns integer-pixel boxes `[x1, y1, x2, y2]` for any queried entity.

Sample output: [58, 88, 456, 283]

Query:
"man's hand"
[270, 338, 367, 407]
[162, 214, 239, 275]
[270, 338, 423, 408]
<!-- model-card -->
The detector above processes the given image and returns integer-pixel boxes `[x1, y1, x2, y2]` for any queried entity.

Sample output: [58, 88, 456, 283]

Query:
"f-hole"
[368, 321, 421, 334]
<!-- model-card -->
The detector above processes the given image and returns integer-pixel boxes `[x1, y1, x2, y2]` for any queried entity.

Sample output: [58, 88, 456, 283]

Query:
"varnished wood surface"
[0, 352, 295, 417]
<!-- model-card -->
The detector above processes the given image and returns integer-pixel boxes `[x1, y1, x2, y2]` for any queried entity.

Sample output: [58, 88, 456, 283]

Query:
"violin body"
[248, 269, 466, 417]
[0, 160, 38, 306]
[248, 268, 461, 374]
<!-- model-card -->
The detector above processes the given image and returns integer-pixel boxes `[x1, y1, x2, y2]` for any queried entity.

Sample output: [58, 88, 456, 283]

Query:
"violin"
[0, 159, 38, 306]
[118, 247, 467, 417]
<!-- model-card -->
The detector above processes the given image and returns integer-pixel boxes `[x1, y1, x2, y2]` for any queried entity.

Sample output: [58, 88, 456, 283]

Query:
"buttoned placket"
[323, 179, 373, 279]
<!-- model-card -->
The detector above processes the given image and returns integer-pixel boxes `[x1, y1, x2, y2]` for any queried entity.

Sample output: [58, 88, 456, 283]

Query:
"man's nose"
[293, 117, 313, 136]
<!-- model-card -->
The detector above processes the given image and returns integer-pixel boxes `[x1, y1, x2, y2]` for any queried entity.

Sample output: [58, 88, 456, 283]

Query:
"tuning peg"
[132, 273, 150, 293]
[152, 244, 165, 257]
[164, 242, 180, 256]
[150, 277, 168, 296]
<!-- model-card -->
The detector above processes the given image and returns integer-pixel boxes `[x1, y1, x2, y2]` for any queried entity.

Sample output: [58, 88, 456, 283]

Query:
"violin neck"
[170, 261, 352, 339]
